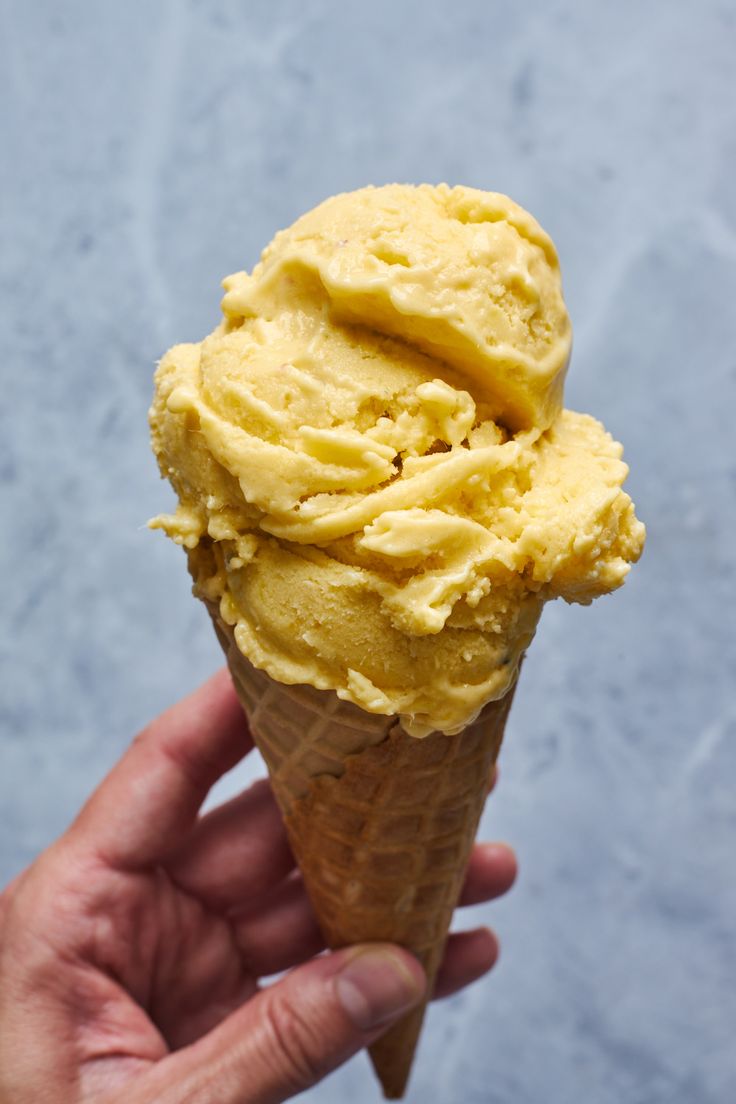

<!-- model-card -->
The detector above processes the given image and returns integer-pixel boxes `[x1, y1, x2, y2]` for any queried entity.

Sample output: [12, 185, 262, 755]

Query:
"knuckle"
[261, 990, 330, 1092]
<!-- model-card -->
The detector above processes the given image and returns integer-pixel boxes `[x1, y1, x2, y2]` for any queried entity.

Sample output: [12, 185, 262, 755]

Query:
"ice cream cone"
[150, 184, 645, 1099]
[202, 591, 516, 1098]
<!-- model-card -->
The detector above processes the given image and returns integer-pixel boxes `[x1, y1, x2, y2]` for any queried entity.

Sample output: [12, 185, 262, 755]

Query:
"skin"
[0, 670, 517, 1104]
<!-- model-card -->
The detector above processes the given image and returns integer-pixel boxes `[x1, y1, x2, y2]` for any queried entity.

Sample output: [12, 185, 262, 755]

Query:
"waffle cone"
[204, 599, 516, 1098]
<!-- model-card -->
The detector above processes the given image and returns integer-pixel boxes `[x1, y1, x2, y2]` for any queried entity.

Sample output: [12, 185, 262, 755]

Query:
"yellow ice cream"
[149, 184, 645, 736]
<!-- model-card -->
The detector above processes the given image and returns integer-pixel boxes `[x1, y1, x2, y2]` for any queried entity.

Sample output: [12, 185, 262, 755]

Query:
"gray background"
[2, 1, 734, 1101]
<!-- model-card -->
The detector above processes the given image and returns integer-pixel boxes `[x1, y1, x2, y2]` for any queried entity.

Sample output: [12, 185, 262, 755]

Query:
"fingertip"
[460, 841, 518, 906]
[471, 925, 500, 970]
[477, 841, 518, 887]
[433, 927, 499, 1001]
[333, 944, 426, 1032]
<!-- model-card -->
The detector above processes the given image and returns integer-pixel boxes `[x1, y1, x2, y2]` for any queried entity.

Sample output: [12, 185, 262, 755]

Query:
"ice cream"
[150, 184, 644, 738]
[149, 183, 645, 1098]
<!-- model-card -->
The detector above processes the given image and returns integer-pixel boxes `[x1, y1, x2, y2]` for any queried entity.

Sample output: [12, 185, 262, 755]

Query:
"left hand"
[0, 670, 517, 1103]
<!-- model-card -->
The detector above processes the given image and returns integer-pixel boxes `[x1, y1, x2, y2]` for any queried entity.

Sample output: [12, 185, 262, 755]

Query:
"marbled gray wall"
[2, 1, 734, 1101]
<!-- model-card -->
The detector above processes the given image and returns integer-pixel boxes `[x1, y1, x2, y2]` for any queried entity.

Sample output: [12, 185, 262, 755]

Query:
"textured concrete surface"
[1, 2, 734, 1101]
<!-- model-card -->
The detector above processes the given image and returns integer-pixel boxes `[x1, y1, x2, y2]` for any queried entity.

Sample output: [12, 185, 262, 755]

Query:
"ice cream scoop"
[150, 184, 644, 738]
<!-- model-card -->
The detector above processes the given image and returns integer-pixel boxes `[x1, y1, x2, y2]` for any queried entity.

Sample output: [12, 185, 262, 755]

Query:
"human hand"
[0, 670, 517, 1104]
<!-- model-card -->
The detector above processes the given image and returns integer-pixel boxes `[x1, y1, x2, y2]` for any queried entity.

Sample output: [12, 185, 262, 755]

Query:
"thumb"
[149, 945, 425, 1104]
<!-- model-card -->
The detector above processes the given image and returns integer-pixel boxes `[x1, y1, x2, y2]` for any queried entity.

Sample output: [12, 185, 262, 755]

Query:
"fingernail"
[335, 947, 425, 1031]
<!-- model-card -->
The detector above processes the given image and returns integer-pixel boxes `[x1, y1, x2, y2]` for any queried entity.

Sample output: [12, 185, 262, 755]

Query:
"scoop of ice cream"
[220, 183, 571, 433]
[149, 184, 644, 736]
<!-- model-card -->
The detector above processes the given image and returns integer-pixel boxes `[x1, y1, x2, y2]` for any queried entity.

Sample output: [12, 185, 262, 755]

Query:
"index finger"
[70, 668, 253, 869]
